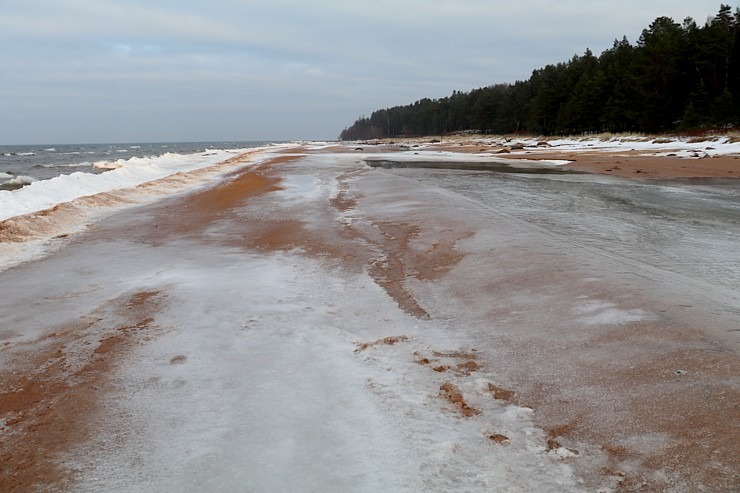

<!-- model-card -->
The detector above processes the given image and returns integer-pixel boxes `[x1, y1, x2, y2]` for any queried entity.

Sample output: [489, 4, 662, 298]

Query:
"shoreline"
[1, 142, 738, 491]
[362, 134, 740, 180]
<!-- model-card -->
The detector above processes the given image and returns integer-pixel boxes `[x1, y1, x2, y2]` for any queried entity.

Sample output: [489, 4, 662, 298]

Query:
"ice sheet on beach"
[1, 145, 738, 492]
[47, 244, 586, 493]
[362, 150, 571, 171]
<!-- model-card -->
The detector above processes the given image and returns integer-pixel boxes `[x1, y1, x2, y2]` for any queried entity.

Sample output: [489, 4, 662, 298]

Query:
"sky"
[0, 0, 731, 144]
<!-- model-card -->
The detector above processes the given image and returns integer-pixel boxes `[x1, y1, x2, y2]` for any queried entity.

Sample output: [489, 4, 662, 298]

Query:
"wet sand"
[0, 142, 738, 491]
[540, 151, 737, 179]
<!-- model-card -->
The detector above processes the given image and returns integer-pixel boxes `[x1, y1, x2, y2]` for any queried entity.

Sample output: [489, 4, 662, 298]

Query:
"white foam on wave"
[92, 160, 124, 170]
[0, 172, 12, 179]
[4, 175, 36, 186]
[42, 162, 93, 168]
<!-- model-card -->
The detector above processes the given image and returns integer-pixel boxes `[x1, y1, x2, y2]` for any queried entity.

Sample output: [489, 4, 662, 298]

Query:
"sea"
[0, 141, 278, 222]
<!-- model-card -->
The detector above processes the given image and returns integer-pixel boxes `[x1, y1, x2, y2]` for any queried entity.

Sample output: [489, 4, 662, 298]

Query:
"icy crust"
[0, 146, 283, 222]
[48, 150, 598, 491]
[363, 150, 571, 168]
[65, 247, 589, 492]
[0, 146, 290, 273]
[6, 145, 737, 491]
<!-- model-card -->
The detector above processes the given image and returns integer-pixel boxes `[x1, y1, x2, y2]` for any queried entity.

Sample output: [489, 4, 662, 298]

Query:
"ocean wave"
[1, 175, 36, 190]
[0, 172, 12, 179]
[44, 148, 57, 152]
[92, 160, 124, 170]
[92, 153, 186, 170]
[16, 152, 35, 156]
[39, 162, 93, 168]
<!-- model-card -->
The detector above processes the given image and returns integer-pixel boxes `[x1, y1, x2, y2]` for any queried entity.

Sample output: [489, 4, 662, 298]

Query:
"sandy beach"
[1, 139, 738, 492]
[374, 134, 740, 179]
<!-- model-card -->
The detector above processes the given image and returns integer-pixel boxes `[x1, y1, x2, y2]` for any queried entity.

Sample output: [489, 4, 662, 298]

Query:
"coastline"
[1, 141, 738, 491]
[370, 134, 740, 180]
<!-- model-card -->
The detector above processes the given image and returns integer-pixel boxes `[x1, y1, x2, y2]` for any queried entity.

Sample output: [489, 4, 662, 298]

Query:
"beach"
[1, 138, 738, 492]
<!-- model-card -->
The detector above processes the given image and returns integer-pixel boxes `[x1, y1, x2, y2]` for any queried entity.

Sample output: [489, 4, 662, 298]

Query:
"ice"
[572, 300, 645, 326]
[272, 173, 324, 204]
[0, 146, 279, 222]
[2, 148, 596, 491]
[0, 146, 297, 273]
[365, 149, 571, 168]
[52, 244, 588, 492]
[2, 140, 738, 491]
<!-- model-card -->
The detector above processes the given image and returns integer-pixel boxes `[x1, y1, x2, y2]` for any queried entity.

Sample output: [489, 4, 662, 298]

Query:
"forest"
[339, 5, 740, 140]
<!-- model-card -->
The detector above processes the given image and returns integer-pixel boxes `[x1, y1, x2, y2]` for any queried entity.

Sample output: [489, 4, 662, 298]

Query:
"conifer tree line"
[340, 5, 740, 140]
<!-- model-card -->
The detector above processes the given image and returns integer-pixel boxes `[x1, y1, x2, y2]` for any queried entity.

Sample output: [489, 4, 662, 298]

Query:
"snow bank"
[0, 148, 268, 222]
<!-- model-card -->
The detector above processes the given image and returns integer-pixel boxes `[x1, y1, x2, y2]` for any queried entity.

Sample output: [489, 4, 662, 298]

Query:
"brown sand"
[372, 136, 740, 180]
[1, 142, 738, 491]
[0, 290, 165, 492]
[512, 149, 737, 180]
[552, 152, 737, 179]
[0, 153, 297, 492]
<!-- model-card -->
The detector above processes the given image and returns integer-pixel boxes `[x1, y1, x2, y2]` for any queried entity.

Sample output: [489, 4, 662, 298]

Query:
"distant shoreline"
[349, 134, 740, 180]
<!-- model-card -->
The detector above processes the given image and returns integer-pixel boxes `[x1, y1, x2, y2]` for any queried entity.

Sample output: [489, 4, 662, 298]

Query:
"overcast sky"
[0, 0, 729, 144]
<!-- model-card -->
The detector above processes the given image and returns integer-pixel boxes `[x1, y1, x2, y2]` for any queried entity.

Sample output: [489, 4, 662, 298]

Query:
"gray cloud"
[0, 0, 726, 143]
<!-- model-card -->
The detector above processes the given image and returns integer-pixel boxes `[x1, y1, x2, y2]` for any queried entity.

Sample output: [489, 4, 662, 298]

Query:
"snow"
[572, 300, 646, 326]
[52, 245, 587, 492]
[1, 146, 604, 492]
[0, 145, 295, 272]
[529, 136, 740, 157]
[2, 139, 738, 491]
[0, 146, 282, 222]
